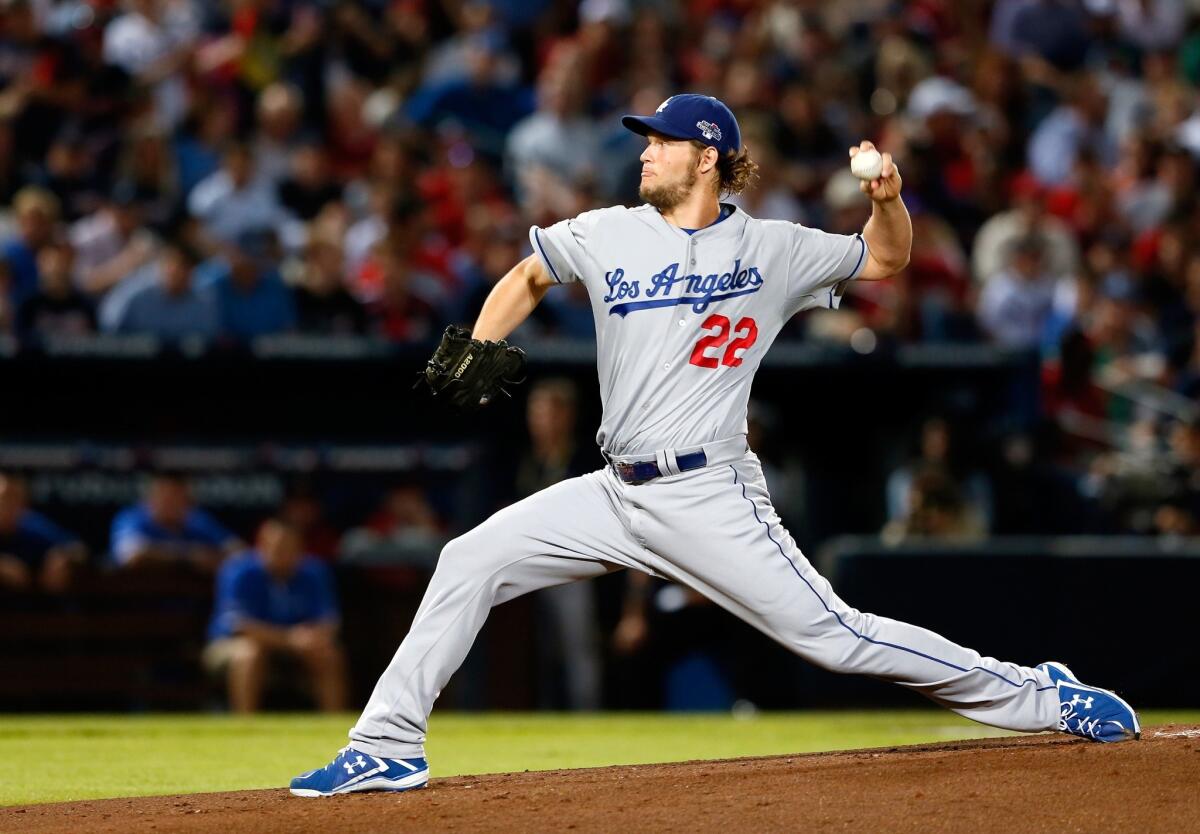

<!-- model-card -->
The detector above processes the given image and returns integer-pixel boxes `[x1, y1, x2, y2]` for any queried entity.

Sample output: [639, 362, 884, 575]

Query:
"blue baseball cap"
[621, 94, 742, 156]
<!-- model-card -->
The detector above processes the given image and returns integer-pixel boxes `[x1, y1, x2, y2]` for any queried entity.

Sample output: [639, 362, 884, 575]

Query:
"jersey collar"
[652, 202, 742, 239]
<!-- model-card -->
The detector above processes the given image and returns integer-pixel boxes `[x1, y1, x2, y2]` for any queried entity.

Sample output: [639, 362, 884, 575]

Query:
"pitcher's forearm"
[862, 196, 912, 274]
[473, 259, 552, 341]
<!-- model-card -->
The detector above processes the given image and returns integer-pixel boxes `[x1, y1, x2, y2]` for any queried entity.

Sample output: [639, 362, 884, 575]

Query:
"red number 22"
[688, 315, 758, 369]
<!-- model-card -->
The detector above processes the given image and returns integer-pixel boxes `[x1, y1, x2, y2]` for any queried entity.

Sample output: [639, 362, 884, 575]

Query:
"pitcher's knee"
[430, 537, 469, 586]
[437, 534, 469, 565]
[785, 606, 873, 674]
[433, 531, 512, 585]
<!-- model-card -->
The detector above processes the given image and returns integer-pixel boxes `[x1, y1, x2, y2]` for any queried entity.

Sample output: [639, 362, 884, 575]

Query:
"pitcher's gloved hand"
[419, 325, 527, 410]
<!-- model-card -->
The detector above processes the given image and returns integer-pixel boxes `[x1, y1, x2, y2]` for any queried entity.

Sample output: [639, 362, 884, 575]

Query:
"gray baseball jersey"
[529, 204, 866, 456]
[348, 204, 1060, 762]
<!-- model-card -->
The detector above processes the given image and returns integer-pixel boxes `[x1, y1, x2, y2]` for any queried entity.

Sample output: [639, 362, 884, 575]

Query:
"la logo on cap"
[656, 96, 675, 113]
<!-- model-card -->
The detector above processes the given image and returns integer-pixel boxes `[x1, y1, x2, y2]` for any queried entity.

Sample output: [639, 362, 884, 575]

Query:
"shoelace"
[1059, 701, 1104, 739]
[323, 745, 353, 771]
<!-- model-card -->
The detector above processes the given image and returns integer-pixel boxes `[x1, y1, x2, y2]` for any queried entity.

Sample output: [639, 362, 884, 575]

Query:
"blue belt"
[607, 450, 708, 485]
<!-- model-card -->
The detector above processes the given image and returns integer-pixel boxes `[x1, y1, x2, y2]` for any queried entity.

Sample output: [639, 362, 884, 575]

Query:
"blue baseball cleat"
[1037, 661, 1140, 743]
[289, 746, 429, 797]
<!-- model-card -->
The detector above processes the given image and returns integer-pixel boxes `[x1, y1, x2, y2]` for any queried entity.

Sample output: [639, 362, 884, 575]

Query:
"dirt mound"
[4, 725, 1197, 833]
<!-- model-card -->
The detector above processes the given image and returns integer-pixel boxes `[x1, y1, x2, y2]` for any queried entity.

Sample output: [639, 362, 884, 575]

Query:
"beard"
[639, 166, 698, 212]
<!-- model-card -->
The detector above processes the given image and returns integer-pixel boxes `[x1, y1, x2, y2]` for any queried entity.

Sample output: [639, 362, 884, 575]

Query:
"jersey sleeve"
[528, 214, 594, 285]
[785, 225, 869, 308]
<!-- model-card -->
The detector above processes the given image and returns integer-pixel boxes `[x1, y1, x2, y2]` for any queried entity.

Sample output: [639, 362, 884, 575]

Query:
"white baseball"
[850, 148, 884, 181]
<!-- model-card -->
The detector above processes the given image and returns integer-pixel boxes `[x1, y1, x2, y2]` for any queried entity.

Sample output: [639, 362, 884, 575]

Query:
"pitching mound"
[4, 725, 1197, 833]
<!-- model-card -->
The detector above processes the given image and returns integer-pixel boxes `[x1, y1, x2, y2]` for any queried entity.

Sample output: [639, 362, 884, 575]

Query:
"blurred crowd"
[0, 1, 1190, 353]
[10, 0, 1200, 706]
[0, 4, 1199, 439]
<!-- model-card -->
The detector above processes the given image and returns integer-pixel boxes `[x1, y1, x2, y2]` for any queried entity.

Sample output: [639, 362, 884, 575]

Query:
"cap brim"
[621, 114, 693, 140]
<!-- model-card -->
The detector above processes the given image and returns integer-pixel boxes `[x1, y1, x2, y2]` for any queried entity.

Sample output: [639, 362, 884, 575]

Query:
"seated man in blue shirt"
[0, 472, 86, 593]
[194, 228, 296, 342]
[111, 242, 220, 341]
[110, 472, 242, 571]
[204, 518, 347, 713]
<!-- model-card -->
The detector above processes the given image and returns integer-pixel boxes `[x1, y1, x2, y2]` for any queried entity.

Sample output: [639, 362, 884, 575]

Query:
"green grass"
[1, 710, 1196, 807]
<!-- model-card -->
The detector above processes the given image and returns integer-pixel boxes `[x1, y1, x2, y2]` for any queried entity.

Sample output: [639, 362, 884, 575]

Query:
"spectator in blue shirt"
[204, 518, 347, 713]
[187, 143, 291, 248]
[404, 33, 534, 159]
[1027, 76, 1116, 187]
[110, 472, 242, 571]
[196, 229, 296, 342]
[2, 187, 60, 308]
[112, 241, 220, 341]
[0, 472, 86, 594]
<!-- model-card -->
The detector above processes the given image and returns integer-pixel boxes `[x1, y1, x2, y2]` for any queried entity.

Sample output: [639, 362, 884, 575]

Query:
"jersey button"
[663, 362, 672, 370]
[678, 319, 686, 326]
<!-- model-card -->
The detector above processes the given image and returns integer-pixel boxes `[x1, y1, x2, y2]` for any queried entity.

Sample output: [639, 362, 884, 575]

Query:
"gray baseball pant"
[349, 436, 1059, 759]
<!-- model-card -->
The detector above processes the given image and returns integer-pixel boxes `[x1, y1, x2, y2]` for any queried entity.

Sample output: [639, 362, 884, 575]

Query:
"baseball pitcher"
[290, 94, 1138, 798]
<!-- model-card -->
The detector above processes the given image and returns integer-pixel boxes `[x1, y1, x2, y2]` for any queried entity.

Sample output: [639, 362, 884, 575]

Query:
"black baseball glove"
[419, 325, 527, 410]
